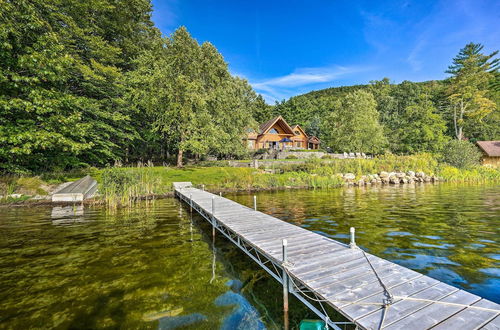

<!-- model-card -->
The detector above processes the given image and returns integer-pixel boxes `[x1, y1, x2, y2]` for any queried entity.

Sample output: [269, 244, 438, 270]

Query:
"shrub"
[286, 155, 298, 159]
[16, 176, 47, 195]
[321, 155, 333, 159]
[441, 140, 482, 169]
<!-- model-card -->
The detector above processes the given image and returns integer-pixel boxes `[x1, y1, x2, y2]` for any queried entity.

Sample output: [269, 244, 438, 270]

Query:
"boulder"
[344, 173, 356, 180]
[389, 177, 399, 184]
[416, 171, 425, 178]
[407, 171, 415, 177]
[379, 171, 389, 178]
[396, 172, 406, 178]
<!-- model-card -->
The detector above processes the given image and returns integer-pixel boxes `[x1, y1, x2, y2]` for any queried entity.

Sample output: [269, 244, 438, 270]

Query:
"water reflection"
[228, 183, 500, 303]
[0, 200, 266, 329]
[51, 205, 85, 225]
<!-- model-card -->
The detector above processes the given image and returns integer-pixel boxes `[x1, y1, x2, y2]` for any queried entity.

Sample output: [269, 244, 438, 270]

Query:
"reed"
[100, 167, 164, 208]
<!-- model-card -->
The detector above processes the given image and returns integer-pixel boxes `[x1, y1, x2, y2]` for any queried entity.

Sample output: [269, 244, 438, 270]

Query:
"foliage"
[438, 165, 500, 182]
[285, 155, 298, 159]
[274, 43, 500, 154]
[0, 0, 159, 173]
[128, 27, 259, 167]
[0, 3, 268, 173]
[320, 90, 387, 153]
[100, 167, 163, 208]
[446, 43, 498, 140]
[441, 140, 482, 169]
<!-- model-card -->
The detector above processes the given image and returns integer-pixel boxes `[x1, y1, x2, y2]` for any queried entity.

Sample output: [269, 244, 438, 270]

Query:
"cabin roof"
[291, 125, 308, 137]
[477, 141, 500, 157]
[308, 136, 320, 143]
[258, 115, 294, 135]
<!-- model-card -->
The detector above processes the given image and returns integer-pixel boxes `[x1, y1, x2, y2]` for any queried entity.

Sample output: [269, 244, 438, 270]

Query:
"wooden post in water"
[253, 195, 257, 211]
[282, 239, 289, 330]
[202, 184, 205, 191]
[219, 192, 222, 197]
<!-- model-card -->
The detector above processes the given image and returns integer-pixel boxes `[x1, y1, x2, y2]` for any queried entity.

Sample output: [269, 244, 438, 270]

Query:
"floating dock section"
[52, 175, 97, 202]
[174, 182, 499, 330]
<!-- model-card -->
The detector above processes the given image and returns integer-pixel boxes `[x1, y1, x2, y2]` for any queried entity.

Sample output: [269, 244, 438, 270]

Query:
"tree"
[129, 27, 256, 167]
[251, 95, 273, 123]
[321, 90, 387, 153]
[395, 95, 448, 153]
[446, 43, 498, 140]
[0, 0, 159, 173]
[441, 140, 482, 168]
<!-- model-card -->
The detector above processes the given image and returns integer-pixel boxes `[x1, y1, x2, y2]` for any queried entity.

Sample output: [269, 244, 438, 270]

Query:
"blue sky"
[151, 0, 500, 103]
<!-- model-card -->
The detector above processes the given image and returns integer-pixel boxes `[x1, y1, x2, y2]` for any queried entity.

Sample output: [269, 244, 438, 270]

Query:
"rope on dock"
[393, 296, 500, 313]
[282, 248, 500, 330]
[360, 249, 394, 306]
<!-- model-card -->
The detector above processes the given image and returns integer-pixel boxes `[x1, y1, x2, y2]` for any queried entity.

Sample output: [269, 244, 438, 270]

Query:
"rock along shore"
[341, 171, 438, 186]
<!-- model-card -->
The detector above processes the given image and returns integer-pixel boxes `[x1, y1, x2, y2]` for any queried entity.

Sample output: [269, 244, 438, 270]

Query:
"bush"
[286, 155, 298, 159]
[441, 140, 482, 169]
[321, 155, 333, 159]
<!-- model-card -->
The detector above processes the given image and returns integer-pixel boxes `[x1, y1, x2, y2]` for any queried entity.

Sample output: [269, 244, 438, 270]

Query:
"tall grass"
[279, 153, 439, 176]
[438, 165, 500, 182]
[100, 167, 164, 208]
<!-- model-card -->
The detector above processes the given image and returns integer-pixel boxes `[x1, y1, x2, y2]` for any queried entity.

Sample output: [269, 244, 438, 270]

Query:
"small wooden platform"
[52, 175, 97, 202]
[174, 182, 500, 329]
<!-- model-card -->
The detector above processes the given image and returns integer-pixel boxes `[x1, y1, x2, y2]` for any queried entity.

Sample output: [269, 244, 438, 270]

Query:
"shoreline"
[0, 180, 450, 208]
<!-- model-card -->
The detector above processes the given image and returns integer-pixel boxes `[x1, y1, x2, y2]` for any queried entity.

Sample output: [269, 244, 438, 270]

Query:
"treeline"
[275, 43, 499, 154]
[0, 0, 268, 173]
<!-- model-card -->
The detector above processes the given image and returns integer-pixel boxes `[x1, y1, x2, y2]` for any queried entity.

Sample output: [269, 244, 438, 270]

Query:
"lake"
[0, 183, 498, 329]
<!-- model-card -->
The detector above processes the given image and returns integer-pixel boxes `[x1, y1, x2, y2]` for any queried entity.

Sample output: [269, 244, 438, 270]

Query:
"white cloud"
[249, 65, 373, 103]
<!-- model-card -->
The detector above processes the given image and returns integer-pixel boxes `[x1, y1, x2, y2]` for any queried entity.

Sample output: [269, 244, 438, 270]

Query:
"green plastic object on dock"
[299, 319, 327, 330]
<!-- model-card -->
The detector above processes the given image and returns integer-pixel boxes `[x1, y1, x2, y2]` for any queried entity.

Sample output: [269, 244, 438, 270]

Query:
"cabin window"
[294, 131, 300, 135]
[269, 128, 279, 134]
[247, 140, 255, 148]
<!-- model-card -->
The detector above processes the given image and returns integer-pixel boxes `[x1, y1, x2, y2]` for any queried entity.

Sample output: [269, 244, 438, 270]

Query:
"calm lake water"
[0, 183, 499, 329]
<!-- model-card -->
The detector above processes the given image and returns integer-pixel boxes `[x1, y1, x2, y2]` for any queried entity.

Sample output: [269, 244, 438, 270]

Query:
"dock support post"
[202, 184, 205, 191]
[219, 192, 222, 197]
[282, 239, 289, 330]
[190, 194, 193, 213]
[253, 195, 257, 211]
[212, 196, 216, 238]
[349, 227, 356, 248]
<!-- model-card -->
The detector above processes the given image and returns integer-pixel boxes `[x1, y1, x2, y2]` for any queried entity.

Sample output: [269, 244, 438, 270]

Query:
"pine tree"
[446, 43, 498, 140]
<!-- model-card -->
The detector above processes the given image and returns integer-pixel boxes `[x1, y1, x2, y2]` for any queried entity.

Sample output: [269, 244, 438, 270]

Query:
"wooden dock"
[174, 182, 500, 329]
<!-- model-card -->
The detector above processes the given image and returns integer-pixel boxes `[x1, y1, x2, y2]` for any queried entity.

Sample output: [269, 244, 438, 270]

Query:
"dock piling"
[212, 196, 216, 238]
[253, 195, 257, 211]
[282, 239, 289, 330]
[349, 227, 356, 248]
[189, 194, 193, 213]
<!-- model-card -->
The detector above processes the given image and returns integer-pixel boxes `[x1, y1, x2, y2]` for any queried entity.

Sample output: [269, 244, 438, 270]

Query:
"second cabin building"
[246, 116, 320, 151]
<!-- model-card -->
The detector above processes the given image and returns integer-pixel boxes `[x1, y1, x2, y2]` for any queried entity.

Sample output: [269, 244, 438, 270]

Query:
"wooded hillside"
[274, 45, 500, 154]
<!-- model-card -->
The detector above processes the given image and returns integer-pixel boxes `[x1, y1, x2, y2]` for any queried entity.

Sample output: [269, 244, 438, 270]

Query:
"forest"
[1, 0, 499, 174]
[274, 47, 500, 155]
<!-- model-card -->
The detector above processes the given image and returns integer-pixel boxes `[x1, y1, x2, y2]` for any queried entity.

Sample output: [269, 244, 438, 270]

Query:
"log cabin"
[245, 116, 320, 150]
[476, 141, 500, 167]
